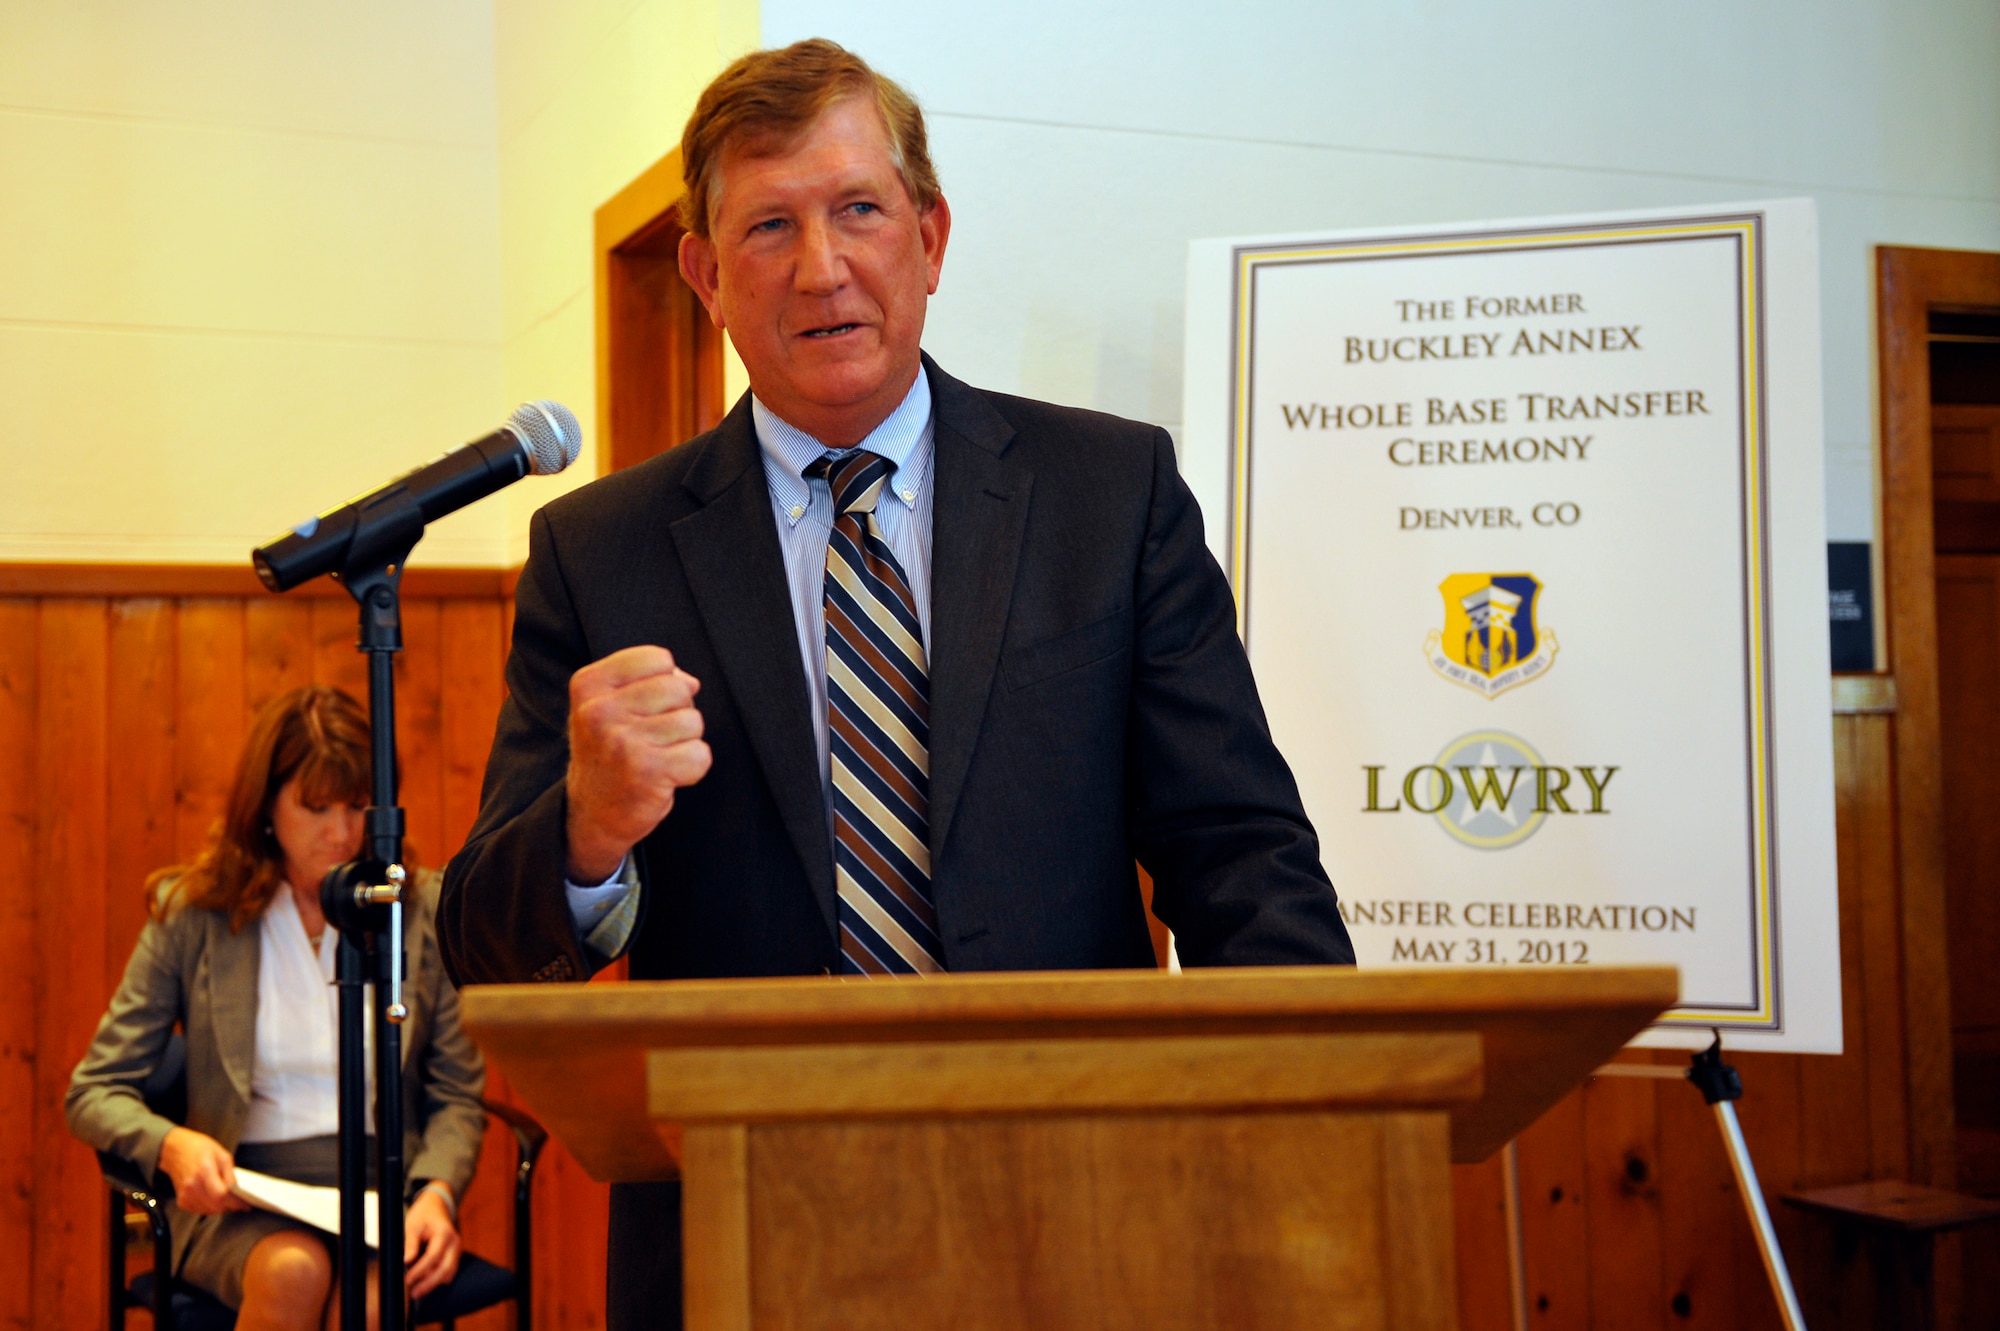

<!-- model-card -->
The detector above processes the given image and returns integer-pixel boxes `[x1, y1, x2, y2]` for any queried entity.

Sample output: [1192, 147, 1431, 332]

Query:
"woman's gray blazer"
[65, 870, 485, 1274]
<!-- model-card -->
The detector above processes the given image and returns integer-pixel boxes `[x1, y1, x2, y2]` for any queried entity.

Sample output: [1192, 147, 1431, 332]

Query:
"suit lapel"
[206, 913, 259, 1102]
[924, 359, 1031, 860]
[671, 405, 837, 936]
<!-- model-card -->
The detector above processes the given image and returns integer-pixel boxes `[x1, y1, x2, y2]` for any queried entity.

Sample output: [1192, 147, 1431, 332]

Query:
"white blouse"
[238, 886, 373, 1144]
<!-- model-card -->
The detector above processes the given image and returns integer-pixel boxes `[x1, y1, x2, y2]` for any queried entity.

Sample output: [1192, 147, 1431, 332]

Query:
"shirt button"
[789, 504, 804, 519]
[901, 488, 915, 503]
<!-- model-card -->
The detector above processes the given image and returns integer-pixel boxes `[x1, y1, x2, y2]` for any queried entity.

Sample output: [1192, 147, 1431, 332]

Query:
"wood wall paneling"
[1839, 715, 1912, 1182]
[1514, 1081, 1590, 1329]
[175, 601, 247, 864]
[439, 600, 507, 854]
[397, 597, 445, 867]
[1729, 1051, 1807, 1323]
[1654, 1051, 1751, 1331]
[1581, 1070, 1667, 1331]
[1450, 1155, 1510, 1331]
[2, 601, 40, 1331]
[108, 601, 179, 996]
[34, 600, 112, 1326]
[244, 598, 315, 708]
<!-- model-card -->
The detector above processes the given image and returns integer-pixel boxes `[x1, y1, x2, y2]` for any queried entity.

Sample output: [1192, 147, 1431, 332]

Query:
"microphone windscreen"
[506, 401, 583, 475]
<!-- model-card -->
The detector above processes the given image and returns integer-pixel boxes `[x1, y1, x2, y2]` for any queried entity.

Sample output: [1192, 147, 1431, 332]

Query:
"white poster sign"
[1183, 202, 1840, 1052]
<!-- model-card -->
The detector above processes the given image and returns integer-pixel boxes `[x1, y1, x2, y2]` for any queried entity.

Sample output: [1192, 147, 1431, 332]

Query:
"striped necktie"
[808, 450, 945, 975]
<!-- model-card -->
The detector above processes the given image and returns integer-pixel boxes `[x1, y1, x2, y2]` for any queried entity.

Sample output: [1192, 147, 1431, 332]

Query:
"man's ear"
[679, 231, 726, 327]
[920, 195, 951, 296]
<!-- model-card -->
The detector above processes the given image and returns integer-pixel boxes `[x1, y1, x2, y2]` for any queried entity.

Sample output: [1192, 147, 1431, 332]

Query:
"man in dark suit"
[439, 37, 1352, 1329]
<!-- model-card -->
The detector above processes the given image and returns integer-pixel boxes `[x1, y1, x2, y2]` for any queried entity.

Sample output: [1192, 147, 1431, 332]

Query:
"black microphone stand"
[313, 486, 425, 1331]
[253, 403, 577, 1329]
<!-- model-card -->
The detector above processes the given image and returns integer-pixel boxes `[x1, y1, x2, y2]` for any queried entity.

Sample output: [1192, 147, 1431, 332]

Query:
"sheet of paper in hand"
[232, 1168, 381, 1249]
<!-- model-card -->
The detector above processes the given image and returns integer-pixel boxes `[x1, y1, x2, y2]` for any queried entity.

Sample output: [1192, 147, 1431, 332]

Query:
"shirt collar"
[264, 884, 333, 963]
[754, 370, 932, 526]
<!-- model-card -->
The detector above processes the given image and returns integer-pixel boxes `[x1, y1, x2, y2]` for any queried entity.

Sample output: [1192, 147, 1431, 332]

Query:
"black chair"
[102, 1034, 546, 1330]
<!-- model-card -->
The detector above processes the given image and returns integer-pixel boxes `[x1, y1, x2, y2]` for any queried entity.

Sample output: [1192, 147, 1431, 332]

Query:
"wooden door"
[595, 147, 728, 473]
[1831, 245, 2000, 1331]
[1934, 381, 2000, 1203]
[1924, 289, 2000, 1331]
[1937, 546, 2000, 1200]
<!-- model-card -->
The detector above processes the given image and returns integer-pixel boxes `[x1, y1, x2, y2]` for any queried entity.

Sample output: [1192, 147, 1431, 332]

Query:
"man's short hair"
[678, 38, 941, 239]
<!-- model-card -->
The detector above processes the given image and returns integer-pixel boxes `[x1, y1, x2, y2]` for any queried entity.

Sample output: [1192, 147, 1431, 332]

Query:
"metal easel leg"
[1502, 1137, 1530, 1331]
[1690, 1041, 1808, 1331]
[1592, 1036, 1808, 1331]
[1712, 1097, 1808, 1331]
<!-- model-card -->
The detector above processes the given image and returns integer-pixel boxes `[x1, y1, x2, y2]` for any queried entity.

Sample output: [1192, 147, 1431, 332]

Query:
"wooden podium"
[462, 966, 1675, 1331]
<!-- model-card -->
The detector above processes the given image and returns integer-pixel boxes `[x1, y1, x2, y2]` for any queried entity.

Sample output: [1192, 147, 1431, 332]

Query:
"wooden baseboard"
[0, 562, 520, 599]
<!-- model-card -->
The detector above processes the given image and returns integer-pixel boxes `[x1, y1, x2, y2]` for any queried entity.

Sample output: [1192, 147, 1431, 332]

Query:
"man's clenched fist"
[565, 646, 712, 882]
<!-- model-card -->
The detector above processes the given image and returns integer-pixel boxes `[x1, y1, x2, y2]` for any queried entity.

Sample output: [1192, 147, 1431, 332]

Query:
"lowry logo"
[1362, 730, 1618, 851]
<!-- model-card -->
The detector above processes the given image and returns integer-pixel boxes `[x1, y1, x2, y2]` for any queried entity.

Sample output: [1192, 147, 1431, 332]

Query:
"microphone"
[253, 401, 582, 592]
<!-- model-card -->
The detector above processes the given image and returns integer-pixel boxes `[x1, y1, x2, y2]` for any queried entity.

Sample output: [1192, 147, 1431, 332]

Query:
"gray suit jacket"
[66, 871, 484, 1273]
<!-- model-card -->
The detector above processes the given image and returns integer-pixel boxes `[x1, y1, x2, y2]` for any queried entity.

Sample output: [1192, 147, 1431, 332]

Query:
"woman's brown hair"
[149, 685, 371, 931]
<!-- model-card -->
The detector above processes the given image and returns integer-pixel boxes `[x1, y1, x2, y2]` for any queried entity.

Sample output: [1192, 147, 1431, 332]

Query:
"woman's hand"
[404, 1186, 462, 1299]
[157, 1127, 250, 1215]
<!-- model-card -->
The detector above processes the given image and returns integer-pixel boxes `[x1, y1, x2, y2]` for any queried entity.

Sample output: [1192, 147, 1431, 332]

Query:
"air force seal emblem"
[1424, 573, 1559, 698]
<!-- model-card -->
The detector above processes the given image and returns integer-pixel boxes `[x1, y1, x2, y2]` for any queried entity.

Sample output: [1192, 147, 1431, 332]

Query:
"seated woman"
[67, 685, 484, 1330]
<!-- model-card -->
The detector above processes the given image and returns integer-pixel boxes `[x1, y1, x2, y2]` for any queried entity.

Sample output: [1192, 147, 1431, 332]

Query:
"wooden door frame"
[594, 148, 727, 474]
[1877, 245, 2000, 1188]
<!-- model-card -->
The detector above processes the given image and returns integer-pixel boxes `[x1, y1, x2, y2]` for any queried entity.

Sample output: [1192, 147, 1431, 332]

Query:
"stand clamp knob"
[350, 865, 409, 1023]
[383, 864, 408, 1023]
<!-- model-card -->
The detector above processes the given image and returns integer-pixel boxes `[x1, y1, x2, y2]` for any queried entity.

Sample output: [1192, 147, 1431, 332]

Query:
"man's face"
[680, 96, 950, 447]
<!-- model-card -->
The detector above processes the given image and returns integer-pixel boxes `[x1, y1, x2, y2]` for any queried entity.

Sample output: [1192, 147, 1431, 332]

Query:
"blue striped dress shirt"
[752, 370, 936, 785]
[566, 371, 936, 937]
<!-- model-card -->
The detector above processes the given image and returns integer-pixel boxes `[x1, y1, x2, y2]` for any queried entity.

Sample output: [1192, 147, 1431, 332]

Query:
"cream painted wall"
[1, 1, 511, 565]
[3, 0, 758, 568]
[491, 0, 756, 562]
[24, 4, 1967, 562]
[763, 1, 2000, 543]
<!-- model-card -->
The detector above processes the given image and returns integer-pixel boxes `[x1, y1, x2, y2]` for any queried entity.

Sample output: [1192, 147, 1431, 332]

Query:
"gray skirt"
[178, 1137, 372, 1310]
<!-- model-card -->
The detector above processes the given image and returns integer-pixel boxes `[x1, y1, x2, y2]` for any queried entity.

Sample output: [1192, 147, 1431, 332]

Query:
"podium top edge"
[459, 964, 1679, 1038]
